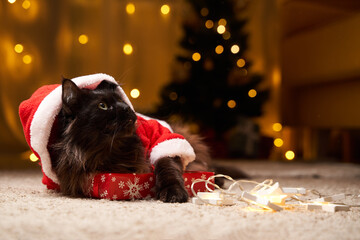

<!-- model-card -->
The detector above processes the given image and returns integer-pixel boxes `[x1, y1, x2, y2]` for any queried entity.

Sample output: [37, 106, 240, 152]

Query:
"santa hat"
[19, 73, 135, 189]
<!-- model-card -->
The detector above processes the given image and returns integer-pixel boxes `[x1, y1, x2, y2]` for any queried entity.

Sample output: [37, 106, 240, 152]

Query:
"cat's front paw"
[157, 184, 189, 203]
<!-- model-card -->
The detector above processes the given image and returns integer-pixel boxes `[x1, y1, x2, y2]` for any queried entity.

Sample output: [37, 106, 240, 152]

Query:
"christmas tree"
[152, 0, 268, 157]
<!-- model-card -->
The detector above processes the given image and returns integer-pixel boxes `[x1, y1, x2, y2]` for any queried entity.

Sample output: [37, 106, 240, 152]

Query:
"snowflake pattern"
[144, 182, 150, 189]
[101, 175, 106, 182]
[201, 174, 207, 180]
[111, 177, 116, 182]
[149, 177, 153, 182]
[123, 177, 143, 199]
[100, 190, 108, 198]
[118, 181, 125, 189]
[112, 195, 118, 200]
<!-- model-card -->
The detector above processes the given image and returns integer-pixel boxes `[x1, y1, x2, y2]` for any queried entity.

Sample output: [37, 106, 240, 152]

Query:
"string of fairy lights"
[6, 0, 294, 162]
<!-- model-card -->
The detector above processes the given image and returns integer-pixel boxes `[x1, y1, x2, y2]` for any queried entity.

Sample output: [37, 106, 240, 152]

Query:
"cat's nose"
[116, 102, 133, 115]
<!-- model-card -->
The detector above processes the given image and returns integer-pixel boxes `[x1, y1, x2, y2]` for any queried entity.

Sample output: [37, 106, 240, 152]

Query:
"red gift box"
[91, 171, 214, 200]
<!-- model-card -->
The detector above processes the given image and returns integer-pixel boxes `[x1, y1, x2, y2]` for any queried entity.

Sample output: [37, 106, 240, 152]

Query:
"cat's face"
[61, 79, 137, 136]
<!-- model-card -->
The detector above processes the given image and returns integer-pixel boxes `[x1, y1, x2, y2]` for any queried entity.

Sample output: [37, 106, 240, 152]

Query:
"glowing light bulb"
[160, 4, 170, 15]
[23, 55, 32, 64]
[272, 123, 282, 132]
[29, 153, 38, 162]
[248, 89, 257, 98]
[8, 0, 16, 3]
[130, 89, 140, 99]
[78, 34, 89, 44]
[215, 45, 224, 54]
[192, 52, 201, 61]
[14, 44, 24, 53]
[285, 151, 295, 160]
[237, 59, 246, 68]
[227, 100, 236, 109]
[274, 138, 283, 147]
[218, 18, 227, 26]
[22, 0, 31, 9]
[123, 43, 133, 55]
[126, 3, 135, 14]
[217, 25, 226, 34]
[231, 44, 240, 54]
[222, 31, 231, 40]
[205, 20, 214, 29]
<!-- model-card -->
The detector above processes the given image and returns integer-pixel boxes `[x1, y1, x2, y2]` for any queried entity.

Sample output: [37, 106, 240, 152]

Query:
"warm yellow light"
[160, 4, 170, 15]
[130, 89, 140, 99]
[22, 0, 31, 9]
[8, 0, 16, 3]
[215, 45, 224, 54]
[227, 100, 236, 109]
[285, 150, 295, 160]
[237, 58, 246, 68]
[205, 20, 214, 29]
[126, 3, 135, 14]
[200, 8, 209, 17]
[78, 34, 88, 44]
[222, 31, 231, 40]
[29, 153, 38, 162]
[169, 92, 178, 101]
[218, 18, 227, 26]
[217, 25, 226, 34]
[123, 43, 133, 55]
[248, 89, 257, 98]
[272, 123, 282, 132]
[231, 44, 240, 54]
[23, 55, 32, 64]
[14, 44, 24, 53]
[192, 52, 201, 61]
[274, 138, 284, 147]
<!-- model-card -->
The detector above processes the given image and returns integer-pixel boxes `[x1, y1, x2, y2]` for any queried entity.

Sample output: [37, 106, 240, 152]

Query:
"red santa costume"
[19, 73, 196, 191]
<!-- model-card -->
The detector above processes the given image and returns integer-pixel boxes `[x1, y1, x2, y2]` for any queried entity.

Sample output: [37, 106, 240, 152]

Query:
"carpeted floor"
[1, 161, 360, 240]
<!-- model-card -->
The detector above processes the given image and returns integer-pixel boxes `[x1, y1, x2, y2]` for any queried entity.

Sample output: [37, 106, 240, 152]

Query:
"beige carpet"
[1, 161, 360, 240]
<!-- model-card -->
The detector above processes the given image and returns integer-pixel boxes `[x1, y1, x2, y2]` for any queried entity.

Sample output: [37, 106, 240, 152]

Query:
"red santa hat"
[19, 73, 136, 189]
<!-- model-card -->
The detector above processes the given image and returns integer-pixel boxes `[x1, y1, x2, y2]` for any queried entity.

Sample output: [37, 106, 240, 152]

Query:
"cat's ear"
[61, 78, 81, 116]
[96, 80, 118, 91]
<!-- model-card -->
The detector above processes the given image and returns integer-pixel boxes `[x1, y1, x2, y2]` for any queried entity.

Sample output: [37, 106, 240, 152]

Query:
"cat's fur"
[49, 78, 212, 202]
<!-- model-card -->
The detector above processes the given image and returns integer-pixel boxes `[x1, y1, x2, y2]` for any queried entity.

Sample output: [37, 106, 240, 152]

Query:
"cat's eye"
[98, 102, 108, 110]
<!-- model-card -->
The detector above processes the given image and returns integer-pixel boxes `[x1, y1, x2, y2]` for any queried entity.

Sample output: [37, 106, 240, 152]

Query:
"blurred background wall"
[0, 0, 359, 169]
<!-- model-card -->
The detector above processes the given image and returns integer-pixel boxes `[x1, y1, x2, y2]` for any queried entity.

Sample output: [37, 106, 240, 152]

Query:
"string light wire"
[191, 174, 360, 212]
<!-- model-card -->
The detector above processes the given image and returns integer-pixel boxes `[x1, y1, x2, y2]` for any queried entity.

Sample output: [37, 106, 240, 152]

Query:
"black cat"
[49, 78, 212, 202]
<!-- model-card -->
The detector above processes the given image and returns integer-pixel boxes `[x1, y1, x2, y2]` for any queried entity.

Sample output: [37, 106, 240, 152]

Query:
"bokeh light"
[22, 54, 32, 64]
[130, 89, 140, 98]
[14, 44, 24, 53]
[272, 123, 283, 132]
[205, 20, 214, 29]
[237, 58, 246, 68]
[123, 43, 133, 55]
[29, 153, 38, 162]
[215, 45, 224, 54]
[274, 138, 284, 147]
[192, 52, 201, 61]
[248, 89, 257, 98]
[160, 4, 170, 15]
[217, 25, 226, 34]
[126, 3, 135, 14]
[231, 44, 240, 54]
[227, 100, 236, 109]
[78, 34, 88, 44]
[285, 151, 295, 160]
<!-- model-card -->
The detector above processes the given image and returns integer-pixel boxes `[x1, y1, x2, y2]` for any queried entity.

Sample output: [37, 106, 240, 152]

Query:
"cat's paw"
[157, 184, 189, 203]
